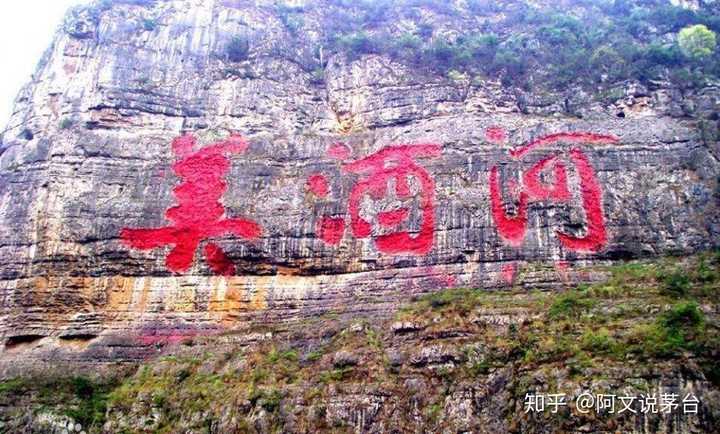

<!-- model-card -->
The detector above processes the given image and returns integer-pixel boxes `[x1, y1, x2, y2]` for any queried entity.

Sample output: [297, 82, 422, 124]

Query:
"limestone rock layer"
[0, 0, 718, 367]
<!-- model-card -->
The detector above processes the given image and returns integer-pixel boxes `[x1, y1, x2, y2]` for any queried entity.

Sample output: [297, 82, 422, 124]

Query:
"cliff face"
[0, 0, 718, 371]
[0, 0, 720, 433]
[1, 255, 719, 434]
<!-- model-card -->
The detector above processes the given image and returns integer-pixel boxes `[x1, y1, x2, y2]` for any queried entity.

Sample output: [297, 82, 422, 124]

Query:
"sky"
[0, 0, 90, 131]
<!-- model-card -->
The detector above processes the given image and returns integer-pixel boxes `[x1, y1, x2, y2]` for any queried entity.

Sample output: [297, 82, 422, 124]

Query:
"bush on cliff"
[679, 24, 717, 59]
[314, 0, 720, 91]
[227, 35, 250, 62]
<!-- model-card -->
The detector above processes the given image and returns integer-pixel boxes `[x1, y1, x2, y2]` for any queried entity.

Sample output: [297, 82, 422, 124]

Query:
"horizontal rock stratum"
[0, 0, 719, 373]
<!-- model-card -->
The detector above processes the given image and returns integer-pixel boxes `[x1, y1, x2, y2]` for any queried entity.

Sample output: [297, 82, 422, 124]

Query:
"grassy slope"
[0, 252, 718, 433]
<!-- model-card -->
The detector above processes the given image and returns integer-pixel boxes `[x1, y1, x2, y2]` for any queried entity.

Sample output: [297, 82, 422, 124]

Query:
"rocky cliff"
[0, 0, 719, 432]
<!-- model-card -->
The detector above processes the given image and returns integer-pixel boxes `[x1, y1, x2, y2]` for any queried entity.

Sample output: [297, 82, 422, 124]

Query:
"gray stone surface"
[0, 0, 718, 367]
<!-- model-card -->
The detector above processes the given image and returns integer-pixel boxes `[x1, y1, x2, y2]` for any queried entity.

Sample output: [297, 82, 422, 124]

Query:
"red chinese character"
[121, 134, 262, 275]
[489, 131, 616, 253]
[309, 143, 441, 255]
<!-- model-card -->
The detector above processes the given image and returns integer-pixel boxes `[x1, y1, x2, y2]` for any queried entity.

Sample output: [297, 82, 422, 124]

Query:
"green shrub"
[266, 348, 299, 364]
[0, 378, 27, 395]
[696, 258, 719, 283]
[633, 301, 706, 357]
[60, 118, 74, 129]
[309, 67, 325, 84]
[319, 367, 353, 383]
[63, 376, 116, 429]
[306, 349, 323, 362]
[308, 1, 720, 91]
[580, 328, 615, 354]
[679, 24, 717, 59]
[96, 0, 113, 11]
[467, 0, 501, 14]
[404, 0, 456, 15]
[227, 35, 250, 62]
[468, 359, 490, 376]
[643, 43, 683, 67]
[360, 0, 392, 24]
[425, 37, 457, 66]
[660, 269, 690, 297]
[175, 368, 191, 383]
[548, 291, 594, 319]
[661, 301, 704, 332]
[152, 392, 166, 407]
[277, 3, 304, 35]
[423, 288, 476, 310]
[142, 18, 157, 31]
[417, 22, 434, 39]
[366, 328, 382, 349]
[335, 31, 381, 60]
[647, 5, 697, 31]
[447, 69, 466, 81]
[260, 388, 283, 412]
[491, 45, 527, 80]
[389, 32, 422, 60]
[72, 376, 95, 398]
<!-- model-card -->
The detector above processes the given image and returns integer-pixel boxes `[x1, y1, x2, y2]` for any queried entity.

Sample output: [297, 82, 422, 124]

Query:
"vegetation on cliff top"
[85, 0, 720, 92]
[272, 0, 720, 90]
[1, 251, 717, 432]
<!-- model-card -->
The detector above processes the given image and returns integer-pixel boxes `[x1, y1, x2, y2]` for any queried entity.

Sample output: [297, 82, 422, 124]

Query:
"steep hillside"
[1, 253, 718, 432]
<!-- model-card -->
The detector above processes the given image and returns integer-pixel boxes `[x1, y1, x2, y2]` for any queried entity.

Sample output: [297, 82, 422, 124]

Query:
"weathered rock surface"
[0, 0, 718, 382]
[4, 255, 718, 434]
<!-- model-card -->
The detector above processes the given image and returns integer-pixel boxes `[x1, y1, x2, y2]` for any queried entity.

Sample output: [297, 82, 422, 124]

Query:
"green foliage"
[644, 43, 684, 67]
[366, 328, 382, 349]
[276, 3, 304, 35]
[426, 37, 456, 65]
[632, 301, 706, 357]
[63, 376, 115, 429]
[404, 0, 456, 15]
[696, 257, 719, 283]
[334, 31, 381, 60]
[580, 328, 616, 354]
[226, 35, 250, 62]
[305, 349, 323, 362]
[319, 367, 353, 383]
[467, 0, 501, 15]
[661, 300, 705, 331]
[251, 387, 283, 412]
[0, 375, 122, 429]
[60, 118, 74, 129]
[96, 0, 113, 11]
[359, 0, 392, 25]
[703, 360, 720, 387]
[426, 402, 443, 421]
[309, 67, 325, 84]
[422, 288, 477, 310]
[609, 261, 655, 282]
[95, 0, 155, 11]
[311, 2, 720, 90]
[0, 378, 27, 395]
[679, 24, 717, 59]
[7, 253, 716, 432]
[266, 348, 299, 364]
[659, 269, 690, 297]
[417, 22, 434, 39]
[447, 69, 467, 82]
[142, 18, 157, 31]
[467, 357, 491, 377]
[548, 291, 594, 319]
[388, 32, 422, 60]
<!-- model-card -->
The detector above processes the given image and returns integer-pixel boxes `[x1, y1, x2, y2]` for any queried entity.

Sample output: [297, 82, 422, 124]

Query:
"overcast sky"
[0, 0, 90, 131]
